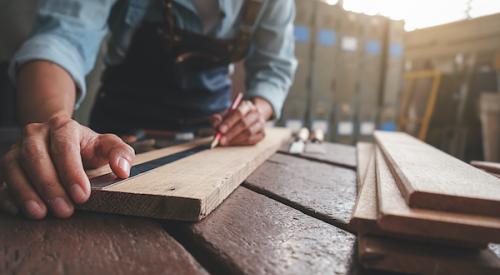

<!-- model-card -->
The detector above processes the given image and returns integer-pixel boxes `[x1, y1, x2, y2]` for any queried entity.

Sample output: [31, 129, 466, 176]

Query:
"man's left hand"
[211, 97, 273, 146]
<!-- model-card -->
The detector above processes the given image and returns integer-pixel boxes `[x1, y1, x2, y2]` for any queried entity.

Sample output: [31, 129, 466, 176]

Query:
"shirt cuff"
[8, 34, 87, 109]
[245, 82, 287, 120]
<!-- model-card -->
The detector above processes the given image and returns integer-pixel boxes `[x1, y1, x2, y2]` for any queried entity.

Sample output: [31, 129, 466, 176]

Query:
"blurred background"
[1, 0, 500, 162]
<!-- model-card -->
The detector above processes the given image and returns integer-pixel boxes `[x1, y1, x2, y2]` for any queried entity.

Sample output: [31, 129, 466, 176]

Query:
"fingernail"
[2, 199, 19, 215]
[118, 157, 131, 177]
[50, 197, 73, 217]
[220, 125, 227, 133]
[70, 184, 87, 203]
[25, 200, 45, 219]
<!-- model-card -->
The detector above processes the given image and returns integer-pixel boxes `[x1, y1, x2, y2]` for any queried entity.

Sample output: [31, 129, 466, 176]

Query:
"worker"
[0, 0, 296, 219]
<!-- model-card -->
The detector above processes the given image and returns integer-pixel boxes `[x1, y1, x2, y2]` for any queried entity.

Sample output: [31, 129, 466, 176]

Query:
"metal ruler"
[90, 144, 210, 190]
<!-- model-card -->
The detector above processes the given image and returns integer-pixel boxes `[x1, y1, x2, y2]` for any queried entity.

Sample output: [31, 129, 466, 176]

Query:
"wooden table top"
[0, 137, 384, 275]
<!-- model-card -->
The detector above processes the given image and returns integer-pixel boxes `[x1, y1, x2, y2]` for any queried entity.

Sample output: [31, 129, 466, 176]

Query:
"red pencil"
[210, 92, 244, 149]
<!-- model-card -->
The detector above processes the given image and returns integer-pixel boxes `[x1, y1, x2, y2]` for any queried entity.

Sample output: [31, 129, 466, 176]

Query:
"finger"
[90, 134, 135, 179]
[0, 176, 19, 216]
[218, 101, 253, 134]
[21, 124, 74, 218]
[48, 116, 90, 204]
[221, 110, 260, 145]
[227, 120, 265, 146]
[2, 148, 47, 219]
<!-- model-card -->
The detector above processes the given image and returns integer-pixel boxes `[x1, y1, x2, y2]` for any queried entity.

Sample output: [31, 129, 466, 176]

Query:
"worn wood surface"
[376, 147, 500, 244]
[0, 212, 207, 275]
[81, 128, 291, 221]
[375, 131, 500, 217]
[359, 235, 500, 275]
[169, 187, 358, 275]
[356, 142, 374, 192]
[244, 153, 357, 231]
[279, 141, 356, 169]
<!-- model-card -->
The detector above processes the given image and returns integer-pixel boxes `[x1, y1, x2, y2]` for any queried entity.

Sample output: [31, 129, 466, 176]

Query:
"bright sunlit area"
[327, 0, 500, 31]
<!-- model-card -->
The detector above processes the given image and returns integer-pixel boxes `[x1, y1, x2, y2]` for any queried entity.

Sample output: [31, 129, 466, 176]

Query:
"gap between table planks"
[355, 142, 374, 193]
[279, 141, 357, 169]
[375, 131, 500, 218]
[166, 187, 358, 275]
[80, 127, 291, 221]
[244, 153, 357, 232]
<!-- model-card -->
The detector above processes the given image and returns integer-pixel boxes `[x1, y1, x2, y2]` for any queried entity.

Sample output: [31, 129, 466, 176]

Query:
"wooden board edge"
[197, 130, 291, 220]
[78, 190, 203, 221]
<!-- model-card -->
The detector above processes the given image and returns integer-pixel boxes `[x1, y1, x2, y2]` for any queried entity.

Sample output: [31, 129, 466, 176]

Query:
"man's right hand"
[0, 114, 135, 219]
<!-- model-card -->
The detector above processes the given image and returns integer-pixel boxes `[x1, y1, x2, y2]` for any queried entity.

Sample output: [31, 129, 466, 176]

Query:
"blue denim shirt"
[9, 0, 297, 118]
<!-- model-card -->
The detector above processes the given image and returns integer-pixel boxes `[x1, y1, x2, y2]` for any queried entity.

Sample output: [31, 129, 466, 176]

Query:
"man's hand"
[0, 114, 135, 219]
[211, 97, 273, 146]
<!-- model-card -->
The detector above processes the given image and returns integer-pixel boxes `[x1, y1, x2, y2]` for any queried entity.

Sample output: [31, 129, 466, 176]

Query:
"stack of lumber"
[351, 131, 500, 274]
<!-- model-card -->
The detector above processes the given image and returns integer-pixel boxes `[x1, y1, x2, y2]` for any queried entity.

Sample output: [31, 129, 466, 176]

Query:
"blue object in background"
[381, 121, 397, 131]
[294, 25, 309, 43]
[390, 43, 403, 57]
[365, 40, 381, 55]
[317, 29, 336, 47]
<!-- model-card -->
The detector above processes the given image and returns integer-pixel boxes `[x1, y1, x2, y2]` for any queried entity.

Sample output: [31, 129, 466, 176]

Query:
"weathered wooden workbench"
[0, 135, 386, 275]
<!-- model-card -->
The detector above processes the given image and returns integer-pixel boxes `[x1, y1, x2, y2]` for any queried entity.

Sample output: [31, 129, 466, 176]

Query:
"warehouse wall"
[280, 0, 405, 144]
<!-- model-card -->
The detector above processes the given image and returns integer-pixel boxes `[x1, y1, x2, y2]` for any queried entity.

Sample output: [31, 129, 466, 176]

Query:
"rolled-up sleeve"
[244, 0, 297, 119]
[9, 0, 117, 108]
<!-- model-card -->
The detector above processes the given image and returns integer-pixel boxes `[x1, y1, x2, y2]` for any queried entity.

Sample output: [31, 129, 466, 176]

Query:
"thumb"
[82, 133, 135, 179]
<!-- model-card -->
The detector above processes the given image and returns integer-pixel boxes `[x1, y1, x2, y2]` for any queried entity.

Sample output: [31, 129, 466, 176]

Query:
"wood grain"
[279, 141, 356, 169]
[81, 128, 291, 221]
[244, 153, 357, 231]
[169, 187, 358, 275]
[356, 142, 374, 192]
[375, 131, 500, 217]
[0, 212, 207, 275]
[350, 151, 485, 248]
[359, 235, 500, 275]
[375, 147, 500, 244]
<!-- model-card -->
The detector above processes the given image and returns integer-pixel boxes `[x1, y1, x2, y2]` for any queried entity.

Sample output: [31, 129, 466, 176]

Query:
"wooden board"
[375, 147, 500, 244]
[375, 131, 500, 217]
[80, 128, 291, 221]
[168, 187, 358, 275]
[0, 212, 207, 275]
[356, 142, 374, 192]
[279, 141, 356, 169]
[350, 151, 484, 248]
[244, 153, 357, 231]
[359, 235, 500, 275]
[471, 161, 500, 175]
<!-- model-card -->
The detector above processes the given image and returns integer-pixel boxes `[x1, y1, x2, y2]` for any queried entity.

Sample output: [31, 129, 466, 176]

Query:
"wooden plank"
[471, 161, 500, 175]
[279, 141, 356, 169]
[375, 131, 500, 217]
[0, 212, 207, 275]
[169, 187, 358, 275]
[359, 235, 500, 275]
[350, 152, 485, 247]
[375, 146, 500, 244]
[80, 128, 291, 221]
[244, 153, 357, 230]
[356, 142, 374, 192]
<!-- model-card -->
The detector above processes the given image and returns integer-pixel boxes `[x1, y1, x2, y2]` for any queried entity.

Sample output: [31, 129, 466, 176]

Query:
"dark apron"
[90, 0, 263, 135]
